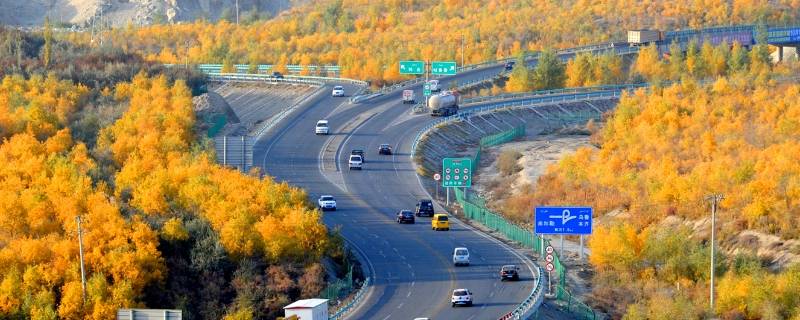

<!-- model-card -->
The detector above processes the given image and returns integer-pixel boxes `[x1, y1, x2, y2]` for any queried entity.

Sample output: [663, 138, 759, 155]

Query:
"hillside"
[69, 0, 800, 84]
[0, 0, 296, 27]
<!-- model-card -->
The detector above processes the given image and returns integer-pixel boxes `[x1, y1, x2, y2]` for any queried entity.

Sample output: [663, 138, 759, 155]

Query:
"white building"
[283, 299, 329, 320]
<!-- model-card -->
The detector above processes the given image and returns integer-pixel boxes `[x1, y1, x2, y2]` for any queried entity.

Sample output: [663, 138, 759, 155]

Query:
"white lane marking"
[411, 272, 415, 278]
[467, 315, 477, 320]
[397, 303, 404, 309]
[406, 291, 412, 298]
[490, 291, 496, 297]
[411, 281, 415, 287]
[381, 315, 391, 320]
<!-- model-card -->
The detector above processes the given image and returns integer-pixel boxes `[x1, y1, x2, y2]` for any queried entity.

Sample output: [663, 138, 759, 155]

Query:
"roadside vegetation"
[60, 0, 799, 85]
[0, 26, 339, 320]
[488, 48, 800, 317]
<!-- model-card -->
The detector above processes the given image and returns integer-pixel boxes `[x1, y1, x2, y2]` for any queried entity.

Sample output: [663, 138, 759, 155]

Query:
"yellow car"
[431, 214, 450, 231]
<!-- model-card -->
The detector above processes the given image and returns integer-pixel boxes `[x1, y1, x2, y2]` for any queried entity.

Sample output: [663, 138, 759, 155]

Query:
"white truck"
[315, 120, 330, 135]
[429, 91, 459, 116]
[402, 89, 415, 104]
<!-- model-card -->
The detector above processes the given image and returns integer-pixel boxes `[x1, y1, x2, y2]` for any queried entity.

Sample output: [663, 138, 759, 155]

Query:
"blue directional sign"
[534, 207, 593, 235]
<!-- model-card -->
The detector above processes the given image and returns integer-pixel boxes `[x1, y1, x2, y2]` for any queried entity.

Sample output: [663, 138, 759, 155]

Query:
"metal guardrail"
[328, 277, 371, 320]
[498, 266, 546, 320]
[462, 83, 649, 105]
[207, 73, 368, 86]
[409, 90, 624, 157]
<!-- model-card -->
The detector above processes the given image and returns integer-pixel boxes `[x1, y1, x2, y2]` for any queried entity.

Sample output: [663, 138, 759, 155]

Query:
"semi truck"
[429, 91, 459, 116]
[627, 30, 663, 45]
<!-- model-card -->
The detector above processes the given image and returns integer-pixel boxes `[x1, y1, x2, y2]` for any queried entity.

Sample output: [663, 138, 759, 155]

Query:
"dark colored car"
[415, 199, 434, 217]
[351, 149, 365, 163]
[378, 144, 393, 155]
[500, 265, 520, 281]
[396, 210, 415, 224]
[504, 61, 516, 71]
[272, 71, 284, 79]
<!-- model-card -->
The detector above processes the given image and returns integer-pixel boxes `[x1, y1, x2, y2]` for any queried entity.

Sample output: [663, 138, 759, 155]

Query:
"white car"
[332, 85, 345, 97]
[451, 288, 473, 307]
[453, 247, 470, 266]
[428, 79, 441, 92]
[317, 195, 337, 211]
[348, 154, 363, 170]
[315, 120, 329, 135]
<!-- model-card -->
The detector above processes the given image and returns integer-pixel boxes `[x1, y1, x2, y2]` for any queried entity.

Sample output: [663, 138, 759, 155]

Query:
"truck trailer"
[429, 91, 459, 116]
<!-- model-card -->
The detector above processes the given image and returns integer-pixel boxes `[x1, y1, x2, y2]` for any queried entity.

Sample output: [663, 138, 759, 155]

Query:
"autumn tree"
[505, 56, 532, 92]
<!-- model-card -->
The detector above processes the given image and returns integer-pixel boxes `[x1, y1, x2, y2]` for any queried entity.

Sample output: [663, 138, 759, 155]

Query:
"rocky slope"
[0, 0, 294, 27]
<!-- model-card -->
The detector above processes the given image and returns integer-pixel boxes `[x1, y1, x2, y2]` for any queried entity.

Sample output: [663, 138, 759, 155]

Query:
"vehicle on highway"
[451, 289, 473, 307]
[396, 210, 415, 224]
[271, 71, 284, 79]
[378, 144, 392, 155]
[332, 85, 345, 97]
[453, 247, 470, 266]
[348, 154, 363, 170]
[402, 89, 416, 104]
[429, 91, 459, 116]
[351, 149, 365, 162]
[500, 265, 520, 281]
[431, 214, 449, 231]
[428, 79, 441, 92]
[317, 195, 337, 211]
[315, 120, 330, 135]
[504, 61, 516, 71]
[415, 199, 434, 217]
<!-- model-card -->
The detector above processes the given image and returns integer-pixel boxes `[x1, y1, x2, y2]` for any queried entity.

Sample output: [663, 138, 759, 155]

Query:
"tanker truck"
[429, 91, 459, 116]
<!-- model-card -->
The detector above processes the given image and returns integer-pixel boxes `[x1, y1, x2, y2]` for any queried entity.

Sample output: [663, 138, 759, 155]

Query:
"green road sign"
[423, 83, 431, 96]
[431, 61, 457, 75]
[400, 60, 425, 75]
[442, 158, 472, 187]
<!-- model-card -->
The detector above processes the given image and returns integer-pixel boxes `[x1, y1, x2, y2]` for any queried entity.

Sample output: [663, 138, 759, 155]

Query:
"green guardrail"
[321, 266, 354, 300]
[452, 125, 596, 320]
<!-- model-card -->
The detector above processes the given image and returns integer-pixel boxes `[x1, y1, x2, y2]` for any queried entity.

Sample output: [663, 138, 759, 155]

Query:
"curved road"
[251, 63, 538, 320]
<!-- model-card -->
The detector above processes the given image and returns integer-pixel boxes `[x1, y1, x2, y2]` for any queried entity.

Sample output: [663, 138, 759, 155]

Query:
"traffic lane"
[341, 108, 534, 319]
[327, 196, 456, 319]
[364, 64, 507, 105]
[254, 82, 362, 169]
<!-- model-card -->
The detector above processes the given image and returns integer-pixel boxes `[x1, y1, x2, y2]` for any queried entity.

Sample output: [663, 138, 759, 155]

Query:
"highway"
[253, 65, 538, 320]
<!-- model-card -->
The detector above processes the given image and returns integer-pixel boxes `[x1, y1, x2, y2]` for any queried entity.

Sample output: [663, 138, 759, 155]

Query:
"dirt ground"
[469, 133, 606, 318]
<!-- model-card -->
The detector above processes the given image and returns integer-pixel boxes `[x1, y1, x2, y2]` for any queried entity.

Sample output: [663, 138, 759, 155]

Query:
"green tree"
[532, 49, 565, 90]
[666, 41, 684, 80]
[42, 17, 53, 69]
[728, 41, 749, 73]
[685, 40, 704, 77]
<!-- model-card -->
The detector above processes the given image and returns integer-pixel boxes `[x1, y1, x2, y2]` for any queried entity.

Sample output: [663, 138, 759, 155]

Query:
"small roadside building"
[283, 298, 329, 320]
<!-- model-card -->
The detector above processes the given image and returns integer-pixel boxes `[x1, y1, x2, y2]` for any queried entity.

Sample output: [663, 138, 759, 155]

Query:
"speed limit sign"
[546, 263, 554, 272]
[545, 245, 554, 254]
[433, 173, 441, 181]
[545, 254, 554, 263]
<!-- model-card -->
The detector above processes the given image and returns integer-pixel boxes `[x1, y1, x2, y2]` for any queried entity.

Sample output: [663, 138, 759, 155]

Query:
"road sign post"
[442, 158, 472, 188]
[534, 207, 593, 235]
[431, 61, 457, 75]
[433, 173, 441, 200]
[399, 60, 425, 75]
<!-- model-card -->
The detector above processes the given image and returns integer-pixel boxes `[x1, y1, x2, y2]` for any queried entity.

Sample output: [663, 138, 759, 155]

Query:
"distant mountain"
[0, 0, 296, 27]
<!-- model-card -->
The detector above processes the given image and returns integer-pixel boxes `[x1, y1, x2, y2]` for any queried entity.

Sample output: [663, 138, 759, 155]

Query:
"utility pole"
[461, 34, 465, 68]
[706, 194, 723, 316]
[76, 216, 87, 306]
[235, 0, 240, 25]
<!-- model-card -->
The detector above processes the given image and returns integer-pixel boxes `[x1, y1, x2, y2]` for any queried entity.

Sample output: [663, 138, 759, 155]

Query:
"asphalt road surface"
[252, 65, 538, 320]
